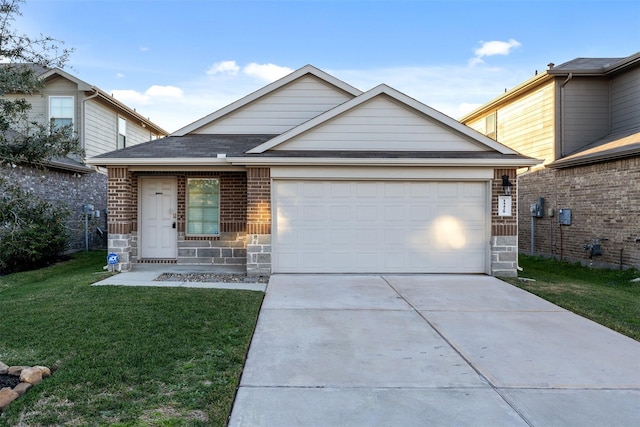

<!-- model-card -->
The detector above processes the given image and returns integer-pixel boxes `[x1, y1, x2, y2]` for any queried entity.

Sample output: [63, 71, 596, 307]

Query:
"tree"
[0, 0, 81, 273]
[0, 0, 81, 166]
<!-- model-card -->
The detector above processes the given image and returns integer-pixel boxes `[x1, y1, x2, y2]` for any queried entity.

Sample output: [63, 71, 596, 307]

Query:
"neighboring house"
[88, 65, 538, 277]
[461, 52, 640, 269]
[1, 64, 167, 251]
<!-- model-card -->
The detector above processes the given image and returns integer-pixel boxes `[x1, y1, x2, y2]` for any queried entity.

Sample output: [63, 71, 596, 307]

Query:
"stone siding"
[518, 156, 640, 269]
[2, 163, 107, 253]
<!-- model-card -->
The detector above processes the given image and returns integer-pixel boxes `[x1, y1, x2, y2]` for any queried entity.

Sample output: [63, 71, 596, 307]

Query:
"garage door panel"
[273, 180, 487, 273]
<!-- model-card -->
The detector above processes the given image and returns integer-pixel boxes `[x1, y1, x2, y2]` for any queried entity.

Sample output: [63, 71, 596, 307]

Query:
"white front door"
[140, 177, 177, 259]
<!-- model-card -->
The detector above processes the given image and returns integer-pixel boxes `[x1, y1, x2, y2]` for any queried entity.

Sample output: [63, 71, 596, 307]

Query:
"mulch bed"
[154, 273, 269, 284]
[0, 374, 20, 389]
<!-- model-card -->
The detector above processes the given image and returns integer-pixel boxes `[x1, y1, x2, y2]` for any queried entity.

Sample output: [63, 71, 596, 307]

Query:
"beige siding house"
[461, 52, 640, 269]
[90, 65, 538, 277]
[1, 64, 167, 251]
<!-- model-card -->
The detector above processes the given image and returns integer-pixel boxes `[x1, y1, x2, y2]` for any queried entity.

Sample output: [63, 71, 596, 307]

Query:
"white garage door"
[273, 180, 488, 273]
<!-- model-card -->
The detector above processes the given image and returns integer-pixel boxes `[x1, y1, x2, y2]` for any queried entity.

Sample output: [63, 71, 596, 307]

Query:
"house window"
[49, 96, 74, 130]
[485, 112, 497, 140]
[117, 116, 127, 149]
[186, 178, 220, 236]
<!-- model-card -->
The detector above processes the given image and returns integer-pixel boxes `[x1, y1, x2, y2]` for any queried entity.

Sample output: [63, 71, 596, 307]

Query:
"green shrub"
[0, 179, 69, 274]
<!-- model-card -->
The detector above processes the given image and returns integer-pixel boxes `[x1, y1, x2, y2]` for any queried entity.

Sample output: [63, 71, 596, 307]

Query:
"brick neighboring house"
[461, 52, 640, 269]
[1, 64, 167, 252]
[89, 65, 538, 277]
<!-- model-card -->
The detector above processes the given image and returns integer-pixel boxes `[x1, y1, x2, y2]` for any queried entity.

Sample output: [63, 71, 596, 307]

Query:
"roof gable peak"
[172, 64, 362, 136]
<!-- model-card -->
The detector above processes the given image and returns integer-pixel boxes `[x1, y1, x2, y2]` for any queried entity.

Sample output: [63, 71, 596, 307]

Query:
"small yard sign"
[107, 253, 119, 265]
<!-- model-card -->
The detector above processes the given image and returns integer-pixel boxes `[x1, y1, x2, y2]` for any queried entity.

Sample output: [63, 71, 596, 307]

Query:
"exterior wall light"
[502, 175, 513, 196]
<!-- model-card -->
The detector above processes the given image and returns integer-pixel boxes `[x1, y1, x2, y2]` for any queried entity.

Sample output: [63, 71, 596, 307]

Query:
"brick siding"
[518, 156, 640, 269]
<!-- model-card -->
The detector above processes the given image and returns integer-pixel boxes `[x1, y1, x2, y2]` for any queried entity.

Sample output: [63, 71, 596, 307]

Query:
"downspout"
[559, 73, 573, 157]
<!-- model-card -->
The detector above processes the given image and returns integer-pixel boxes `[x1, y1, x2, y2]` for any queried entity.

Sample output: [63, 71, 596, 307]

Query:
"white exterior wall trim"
[270, 166, 494, 180]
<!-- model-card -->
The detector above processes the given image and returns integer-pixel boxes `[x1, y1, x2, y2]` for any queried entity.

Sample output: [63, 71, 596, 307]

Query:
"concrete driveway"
[229, 275, 640, 426]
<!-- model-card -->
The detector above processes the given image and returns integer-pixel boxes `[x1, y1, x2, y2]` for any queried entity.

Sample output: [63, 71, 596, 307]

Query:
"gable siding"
[498, 84, 555, 164]
[562, 78, 610, 155]
[611, 67, 640, 133]
[194, 75, 353, 134]
[85, 100, 117, 157]
[4, 93, 47, 124]
[275, 96, 487, 151]
[466, 82, 555, 164]
[127, 120, 154, 146]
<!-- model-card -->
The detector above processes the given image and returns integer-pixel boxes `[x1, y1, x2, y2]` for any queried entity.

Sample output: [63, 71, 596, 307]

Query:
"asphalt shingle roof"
[93, 134, 278, 159]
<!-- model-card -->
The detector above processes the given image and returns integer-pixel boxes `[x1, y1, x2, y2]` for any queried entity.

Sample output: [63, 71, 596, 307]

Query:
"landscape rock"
[0, 361, 8, 375]
[20, 367, 43, 385]
[7, 366, 29, 376]
[12, 382, 32, 396]
[0, 387, 19, 410]
[34, 366, 51, 378]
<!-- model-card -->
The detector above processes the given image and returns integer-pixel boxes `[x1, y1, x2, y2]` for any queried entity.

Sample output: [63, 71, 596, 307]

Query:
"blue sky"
[18, 0, 640, 132]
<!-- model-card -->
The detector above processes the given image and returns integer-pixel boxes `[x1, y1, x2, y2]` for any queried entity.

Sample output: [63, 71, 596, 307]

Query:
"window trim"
[185, 178, 221, 237]
[117, 116, 127, 149]
[48, 96, 75, 130]
[485, 112, 497, 140]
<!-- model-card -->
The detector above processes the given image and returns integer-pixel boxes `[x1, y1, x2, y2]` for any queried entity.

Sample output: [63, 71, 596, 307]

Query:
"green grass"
[0, 251, 264, 426]
[503, 255, 640, 341]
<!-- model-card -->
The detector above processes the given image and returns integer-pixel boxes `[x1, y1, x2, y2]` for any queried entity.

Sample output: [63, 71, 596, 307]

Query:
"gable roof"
[548, 52, 640, 76]
[549, 127, 640, 168]
[173, 65, 362, 136]
[249, 84, 521, 155]
[1, 63, 168, 136]
[88, 65, 540, 169]
[461, 52, 640, 123]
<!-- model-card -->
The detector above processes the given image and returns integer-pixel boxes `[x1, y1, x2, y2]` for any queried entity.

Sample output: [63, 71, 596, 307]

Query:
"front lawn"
[503, 255, 640, 341]
[0, 251, 263, 426]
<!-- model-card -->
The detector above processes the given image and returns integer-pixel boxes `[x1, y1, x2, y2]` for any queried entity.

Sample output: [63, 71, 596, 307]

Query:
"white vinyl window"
[485, 112, 497, 140]
[186, 178, 220, 236]
[117, 116, 127, 149]
[49, 96, 74, 130]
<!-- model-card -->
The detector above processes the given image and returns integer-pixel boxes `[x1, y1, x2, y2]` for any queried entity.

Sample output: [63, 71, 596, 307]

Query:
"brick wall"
[107, 168, 250, 269]
[491, 168, 518, 277]
[2, 163, 107, 252]
[518, 156, 640, 269]
[246, 167, 271, 276]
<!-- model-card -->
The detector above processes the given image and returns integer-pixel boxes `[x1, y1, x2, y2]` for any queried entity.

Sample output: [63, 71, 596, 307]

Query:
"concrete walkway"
[91, 264, 267, 291]
[229, 274, 640, 426]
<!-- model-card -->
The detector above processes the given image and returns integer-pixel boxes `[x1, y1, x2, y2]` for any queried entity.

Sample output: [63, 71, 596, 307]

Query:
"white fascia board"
[248, 84, 521, 155]
[228, 156, 541, 168]
[172, 65, 363, 136]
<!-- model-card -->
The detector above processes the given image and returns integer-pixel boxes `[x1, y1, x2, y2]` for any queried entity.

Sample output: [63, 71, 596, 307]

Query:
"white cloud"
[110, 89, 150, 105]
[116, 73, 124, 78]
[140, 46, 149, 52]
[207, 60, 240, 76]
[469, 39, 522, 66]
[111, 85, 184, 107]
[243, 63, 293, 82]
[145, 85, 184, 98]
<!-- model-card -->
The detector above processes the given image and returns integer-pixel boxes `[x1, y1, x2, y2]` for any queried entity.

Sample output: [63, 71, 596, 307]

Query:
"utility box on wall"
[530, 197, 544, 218]
[558, 208, 572, 225]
